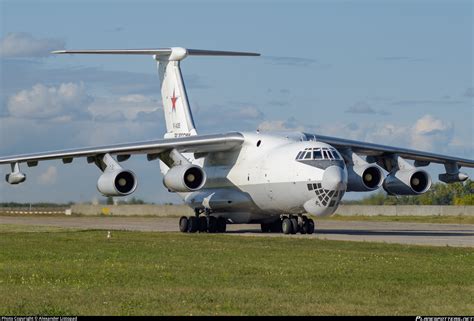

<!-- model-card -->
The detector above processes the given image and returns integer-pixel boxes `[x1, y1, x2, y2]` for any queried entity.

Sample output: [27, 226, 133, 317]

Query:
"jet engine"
[163, 164, 206, 192]
[5, 171, 26, 184]
[97, 169, 137, 196]
[5, 163, 26, 185]
[383, 169, 431, 195]
[347, 164, 383, 192]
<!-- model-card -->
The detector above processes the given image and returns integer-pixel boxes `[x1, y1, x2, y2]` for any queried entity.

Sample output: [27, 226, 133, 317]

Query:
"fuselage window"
[313, 150, 322, 159]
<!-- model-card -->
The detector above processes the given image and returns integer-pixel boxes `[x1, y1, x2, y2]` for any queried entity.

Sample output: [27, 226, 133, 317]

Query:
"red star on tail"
[171, 89, 178, 111]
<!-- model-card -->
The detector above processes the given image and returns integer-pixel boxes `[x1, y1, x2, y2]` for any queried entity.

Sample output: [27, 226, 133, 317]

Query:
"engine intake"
[383, 169, 431, 195]
[347, 164, 383, 192]
[97, 169, 137, 196]
[164, 164, 206, 192]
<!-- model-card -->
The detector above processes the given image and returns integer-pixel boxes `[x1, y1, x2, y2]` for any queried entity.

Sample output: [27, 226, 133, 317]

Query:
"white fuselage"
[160, 131, 348, 224]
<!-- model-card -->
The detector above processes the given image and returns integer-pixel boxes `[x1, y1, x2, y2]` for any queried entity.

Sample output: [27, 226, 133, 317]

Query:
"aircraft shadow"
[225, 228, 474, 238]
[316, 229, 474, 237]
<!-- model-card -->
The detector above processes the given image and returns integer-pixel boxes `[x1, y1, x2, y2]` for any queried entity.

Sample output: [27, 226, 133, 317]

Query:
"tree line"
[344, 180, 473, 205]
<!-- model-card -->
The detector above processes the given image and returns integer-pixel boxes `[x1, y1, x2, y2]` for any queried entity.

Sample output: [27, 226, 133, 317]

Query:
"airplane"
[1, 47, 473, 235]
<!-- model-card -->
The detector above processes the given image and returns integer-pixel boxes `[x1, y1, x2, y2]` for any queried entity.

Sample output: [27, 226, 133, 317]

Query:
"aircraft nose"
[322, 165, 345, 191]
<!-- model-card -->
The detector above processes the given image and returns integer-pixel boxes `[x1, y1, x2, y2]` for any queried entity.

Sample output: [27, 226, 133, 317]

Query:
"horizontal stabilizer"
[52, 47, 260, 60]
[52, 49, 175, 55]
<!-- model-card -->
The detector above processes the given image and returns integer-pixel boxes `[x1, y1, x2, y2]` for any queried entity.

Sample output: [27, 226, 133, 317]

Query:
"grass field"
[0, 224, 473, 316]
[324, 214, 474, 225]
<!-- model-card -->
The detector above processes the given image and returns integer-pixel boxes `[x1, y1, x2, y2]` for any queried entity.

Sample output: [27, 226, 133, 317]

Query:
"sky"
[0, 0, 472, 204]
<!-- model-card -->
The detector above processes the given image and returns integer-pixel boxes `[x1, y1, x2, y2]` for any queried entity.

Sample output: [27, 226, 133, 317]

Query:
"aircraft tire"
[300, 216, 308, 234]
[282, 218, 292, 234]
[179, 216, 188, 233]
[207, 216, 218, 233]
[300, 222, 307, 234]
[217, 217, 227, 233]
[188, 216, 199, 233]
[307, 219, 315, 234]
[198, 216, 208, 232]
[290, 218, 298, 234]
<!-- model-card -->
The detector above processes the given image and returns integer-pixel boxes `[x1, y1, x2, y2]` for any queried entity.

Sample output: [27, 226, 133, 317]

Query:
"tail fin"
[53, 47, 259, 138]
[156, 48, 197, 138]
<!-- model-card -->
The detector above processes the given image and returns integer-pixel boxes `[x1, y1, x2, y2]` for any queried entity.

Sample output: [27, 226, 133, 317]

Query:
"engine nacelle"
[163, 164, 206, 192]
[347, 164, 383, 192]
[97, 169, 137, 196]
[383, 169, 431, 195]
[5, 172, 26, 185]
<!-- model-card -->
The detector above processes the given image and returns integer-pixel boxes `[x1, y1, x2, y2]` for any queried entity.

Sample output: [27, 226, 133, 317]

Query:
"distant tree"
[120, 197, 145, 205]
[454, 194, 474, 205]
[348, 180, 473, 205]
[0, 202, 73, 208]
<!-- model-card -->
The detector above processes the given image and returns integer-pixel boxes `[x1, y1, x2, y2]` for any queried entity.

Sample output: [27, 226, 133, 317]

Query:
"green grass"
[323, 214, 474, 225]
[0, 225, 473, 316]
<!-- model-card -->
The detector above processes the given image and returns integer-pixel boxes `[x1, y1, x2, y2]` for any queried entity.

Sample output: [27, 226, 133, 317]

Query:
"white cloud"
[410, 114, 453, 151]
[464, 87, 474, 98]
[118, 94, 151, 103]
[37, 166, 58, 185]
[319, 115, 454, 153]
[235, 106, 264, 119]
[257, 114, 459, 154]
[193, 104, 264, 132]
[258, 120, 289, 131]
[345, 101, 390, 115]
[7, 82, 92, 119]
[258, 117, 306, 132]
[88, 94, 161, 122]
[0, 32, 65, 58]
[78, 121, 164, 146]
[345, 101, 376, 114]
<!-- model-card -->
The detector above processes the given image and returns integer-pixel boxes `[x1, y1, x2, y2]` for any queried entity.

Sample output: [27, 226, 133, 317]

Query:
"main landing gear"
[179, 215, 227, 233]
[261, 215, 315, 235]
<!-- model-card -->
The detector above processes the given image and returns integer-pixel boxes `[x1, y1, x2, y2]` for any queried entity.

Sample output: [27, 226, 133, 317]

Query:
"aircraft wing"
[307, 133, 474, 168]
[0, 132, 244, 166]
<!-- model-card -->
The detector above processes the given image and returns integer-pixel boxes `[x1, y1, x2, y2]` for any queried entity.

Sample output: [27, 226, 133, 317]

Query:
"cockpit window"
[296, 147, 343, 161]
[313, 149, 322, 159]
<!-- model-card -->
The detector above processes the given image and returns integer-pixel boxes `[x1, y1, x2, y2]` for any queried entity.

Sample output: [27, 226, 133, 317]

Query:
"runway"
[1, 215, 473, 247]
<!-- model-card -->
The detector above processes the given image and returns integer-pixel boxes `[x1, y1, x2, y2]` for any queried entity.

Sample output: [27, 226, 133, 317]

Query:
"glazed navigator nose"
[322, 165, 344, 190]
